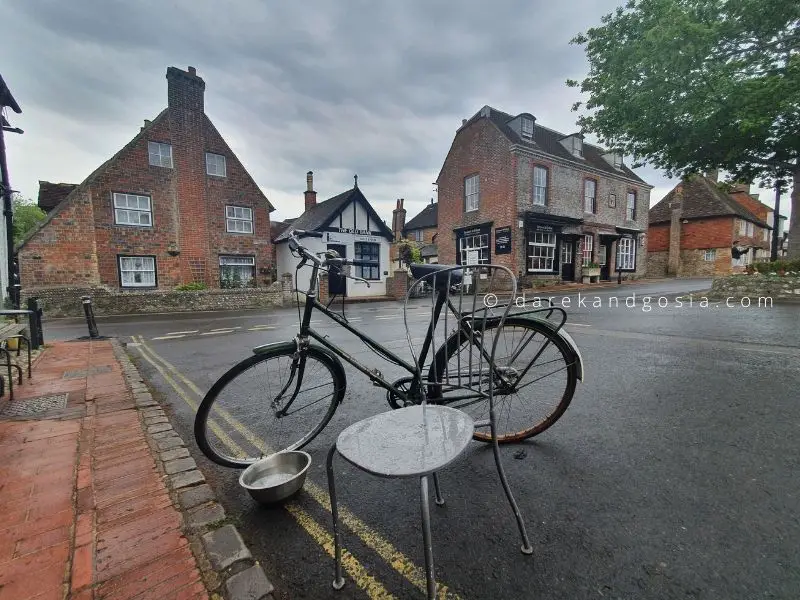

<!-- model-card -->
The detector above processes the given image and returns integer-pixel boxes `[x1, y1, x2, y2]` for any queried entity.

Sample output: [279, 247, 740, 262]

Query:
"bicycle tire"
[428, 317, 578, 443]
[194, 342, 346, 468]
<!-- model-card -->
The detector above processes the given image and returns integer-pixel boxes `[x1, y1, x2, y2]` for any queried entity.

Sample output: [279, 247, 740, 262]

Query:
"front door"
[560, 240, 575, 281]
[327, 244, 347, 296]
[599, 244, 610, 280]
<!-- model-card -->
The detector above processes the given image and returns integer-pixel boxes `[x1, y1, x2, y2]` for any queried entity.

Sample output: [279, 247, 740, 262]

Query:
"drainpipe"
[0, 126, 16, 308]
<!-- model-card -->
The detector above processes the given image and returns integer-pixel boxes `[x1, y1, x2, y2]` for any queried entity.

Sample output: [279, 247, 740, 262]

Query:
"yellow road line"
[135, 336, 463, 600]
[131, 336, 396, 600]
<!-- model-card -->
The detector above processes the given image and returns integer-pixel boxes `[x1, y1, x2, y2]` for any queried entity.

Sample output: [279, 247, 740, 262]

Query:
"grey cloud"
[5, 0, 678, 223]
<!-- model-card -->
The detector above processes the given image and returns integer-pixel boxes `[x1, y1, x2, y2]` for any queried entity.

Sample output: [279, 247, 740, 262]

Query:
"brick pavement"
[0, 341, 209, 600]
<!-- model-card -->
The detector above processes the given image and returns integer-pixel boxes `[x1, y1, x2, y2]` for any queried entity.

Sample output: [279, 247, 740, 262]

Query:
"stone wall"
[708, 274, 800, 302]
[23, 282, 289, 318]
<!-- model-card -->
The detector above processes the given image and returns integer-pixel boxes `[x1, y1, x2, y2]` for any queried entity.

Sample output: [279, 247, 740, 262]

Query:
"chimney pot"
[462, 119, 467, 126]
[303, 171, 317, 211]
[188, 66, 196, 75]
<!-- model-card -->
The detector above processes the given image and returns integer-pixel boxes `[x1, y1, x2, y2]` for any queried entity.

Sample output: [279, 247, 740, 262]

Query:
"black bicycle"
[194, 230, 584, 468]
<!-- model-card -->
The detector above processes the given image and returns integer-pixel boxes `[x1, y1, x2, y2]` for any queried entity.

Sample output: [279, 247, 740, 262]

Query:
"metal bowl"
[239, 451, 311, 505]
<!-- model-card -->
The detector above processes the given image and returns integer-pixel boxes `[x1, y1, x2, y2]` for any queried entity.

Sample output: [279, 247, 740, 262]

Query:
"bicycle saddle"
[410, 264, 463, 289]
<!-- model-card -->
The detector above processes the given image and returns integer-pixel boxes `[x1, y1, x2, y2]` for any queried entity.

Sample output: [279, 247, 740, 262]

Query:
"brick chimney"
[705, 169, 719, 183]
[391, 199, 406, 241]
[166, 66, 205, 114]
[167, 66, 209, 285]
[732, 182, 750, 194]
[667, 184, 684, 276]
[304, 171, 317, 212]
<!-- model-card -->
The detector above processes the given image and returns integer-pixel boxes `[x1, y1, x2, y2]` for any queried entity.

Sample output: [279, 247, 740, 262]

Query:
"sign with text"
[495, 226, 511, 254]
[354, 234, 381, 243]
[326, 231, 348, 243]
[466, 250, 480, 265]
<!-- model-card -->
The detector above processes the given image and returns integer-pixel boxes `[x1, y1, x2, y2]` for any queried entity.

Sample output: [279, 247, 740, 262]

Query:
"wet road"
[45, 278, 800, 599]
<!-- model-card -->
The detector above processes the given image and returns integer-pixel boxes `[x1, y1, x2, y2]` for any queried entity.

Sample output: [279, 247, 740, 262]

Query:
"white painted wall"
[276, 232, 390, 298]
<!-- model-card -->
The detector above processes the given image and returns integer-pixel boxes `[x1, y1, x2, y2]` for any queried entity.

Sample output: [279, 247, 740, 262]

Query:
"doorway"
[599, 244, 611, 280]
[560, 240, 575, 281]
[327, 244, 347, 296]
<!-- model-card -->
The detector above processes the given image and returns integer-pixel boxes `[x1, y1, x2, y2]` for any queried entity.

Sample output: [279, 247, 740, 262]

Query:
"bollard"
[81, 296, 100, 339]
[26, 297, 44, 349]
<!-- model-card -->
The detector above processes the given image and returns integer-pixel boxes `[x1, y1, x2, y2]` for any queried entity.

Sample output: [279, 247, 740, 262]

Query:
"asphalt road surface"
[45, 278, 800, 599]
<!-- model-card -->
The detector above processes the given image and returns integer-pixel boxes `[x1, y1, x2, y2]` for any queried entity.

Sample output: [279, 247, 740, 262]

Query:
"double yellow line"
[131, 335, 463, 600]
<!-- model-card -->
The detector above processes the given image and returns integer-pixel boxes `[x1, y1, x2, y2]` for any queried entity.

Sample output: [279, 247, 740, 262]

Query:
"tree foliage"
[568, 0, 800, 256]
[12, 195, 47, 246]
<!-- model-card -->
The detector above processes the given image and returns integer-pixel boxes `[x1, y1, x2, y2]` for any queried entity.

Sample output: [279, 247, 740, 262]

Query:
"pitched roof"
[37, 181, 78, 212]
[15, 110, 169, 252]
[270, 219, 293, 242]
[404, 202, 438, 231]
[649, 175, 769, 227]
[451, 106, 648, 185]
[273, 186, 393, 242]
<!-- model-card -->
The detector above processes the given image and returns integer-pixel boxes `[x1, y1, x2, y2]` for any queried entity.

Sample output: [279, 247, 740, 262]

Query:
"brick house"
[390, 199, 439, 265]
[647, 173, 771, 276]
[17, 66, 274, 292]
[435, 106, 652, 284]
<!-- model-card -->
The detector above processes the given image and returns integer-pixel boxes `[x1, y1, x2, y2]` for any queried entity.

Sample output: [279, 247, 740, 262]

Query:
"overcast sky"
[2, 1, 786, 226]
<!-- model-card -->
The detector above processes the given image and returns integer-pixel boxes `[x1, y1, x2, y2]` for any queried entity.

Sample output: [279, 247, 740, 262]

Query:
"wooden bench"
[0, 322, 31, 400]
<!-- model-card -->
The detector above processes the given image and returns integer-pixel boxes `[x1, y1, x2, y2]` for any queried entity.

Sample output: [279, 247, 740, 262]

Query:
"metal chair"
[325, 264, 532, 599]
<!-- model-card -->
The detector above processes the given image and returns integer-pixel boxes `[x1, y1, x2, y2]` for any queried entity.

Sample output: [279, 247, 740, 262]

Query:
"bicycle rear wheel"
[428, 317, 578, 442]
[194, 343, 345, 468]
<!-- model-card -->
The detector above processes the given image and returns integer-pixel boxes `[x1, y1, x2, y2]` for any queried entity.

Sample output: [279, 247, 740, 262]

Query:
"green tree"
[12, 194, 47, 246]
[567, 0, 800, 257]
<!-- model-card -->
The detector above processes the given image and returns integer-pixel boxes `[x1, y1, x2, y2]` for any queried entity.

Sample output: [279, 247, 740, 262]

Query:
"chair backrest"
[403, 264, 517, 411]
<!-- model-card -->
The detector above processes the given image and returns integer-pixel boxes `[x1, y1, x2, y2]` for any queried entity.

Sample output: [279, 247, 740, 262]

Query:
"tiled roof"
[37, 182, 78, 212]
[273, 187, 393, 242]
[404, 202, 437, 231]
[460, 106, 648, 185]
[649, 175, 769, 227]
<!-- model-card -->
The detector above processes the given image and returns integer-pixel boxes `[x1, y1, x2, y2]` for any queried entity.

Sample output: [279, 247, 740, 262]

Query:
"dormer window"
[571, 137, 583, 157]
[521, 117, 534, 139]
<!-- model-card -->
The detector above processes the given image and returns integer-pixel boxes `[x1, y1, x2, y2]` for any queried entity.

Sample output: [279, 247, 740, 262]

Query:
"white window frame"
[354, 242, 381, 280]
[206, 152, 227, 177]
[598, 244, 607, 266]
[527, 232, 557, 272]
[533, 166, 548, 206]
[703, 249, 717, 261]
[148, 142, 173, 168]
[626, 191, 636, 220]
[617, 237, 636, 270]
[584, 180, 597, 214]
[113, 193, 152, 227]
[459, 233, 489, 265]
[465, 174, 480, 212]
[226, 205, 253, 234]
[582, 234, 593, 267]
[521, 117, 534, 139]
[745, 221, 753, 237]
[411, 229, 423, 242]
[572, 137, 583, 157]
[738, 219, 746, 236]
[119, 255, 156, 288]
[219, 255, 256, 287]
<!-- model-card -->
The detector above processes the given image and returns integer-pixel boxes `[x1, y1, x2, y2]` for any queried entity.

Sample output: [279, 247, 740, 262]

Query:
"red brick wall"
[680, 217, 733, 250]
[436, 118, 515, 270]
[18, 188, 100, 287]
[647, 223, 670, 252]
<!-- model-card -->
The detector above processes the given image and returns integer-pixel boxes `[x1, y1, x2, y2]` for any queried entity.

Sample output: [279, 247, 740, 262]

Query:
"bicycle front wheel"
[194, 343, 345, 468]
[429, 317, 578, 443]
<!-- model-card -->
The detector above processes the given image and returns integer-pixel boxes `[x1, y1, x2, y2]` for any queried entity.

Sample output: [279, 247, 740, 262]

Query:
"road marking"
[375, 316, 400, 320]
[247, 326, 276, 331]
[200, 330, 231, 336]
[211, 326, 242, 331]
[134, 337, 463, 600]
[565, 323, 591, 327]
[152, 335, 187, 340]
[167, 330, 199, 335]
[131, 337, 398, 600]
